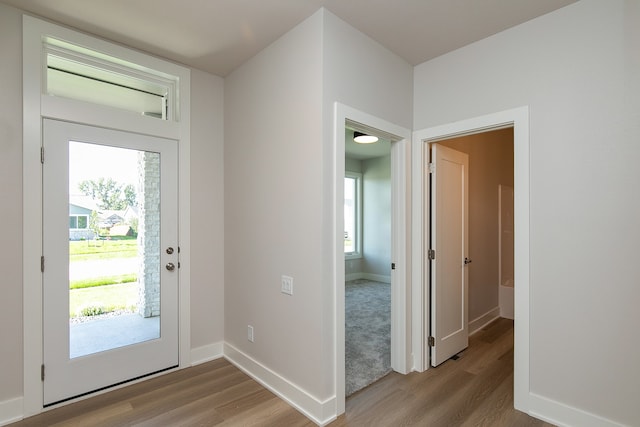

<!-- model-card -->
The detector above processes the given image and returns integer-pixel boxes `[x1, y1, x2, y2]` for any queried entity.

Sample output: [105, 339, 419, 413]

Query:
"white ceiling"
[1, 0, 577, 77]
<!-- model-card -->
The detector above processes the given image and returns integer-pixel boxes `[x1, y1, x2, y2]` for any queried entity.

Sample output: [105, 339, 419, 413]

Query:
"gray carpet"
[345, 279, 391, 396]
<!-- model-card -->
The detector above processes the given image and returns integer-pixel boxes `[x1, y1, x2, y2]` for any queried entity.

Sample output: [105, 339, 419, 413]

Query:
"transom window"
[44, 38, 176, 120]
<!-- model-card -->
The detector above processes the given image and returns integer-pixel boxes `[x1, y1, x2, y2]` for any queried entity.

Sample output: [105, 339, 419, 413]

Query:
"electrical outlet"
[281, 275, 293, 295]
[247, 325, 254, 342]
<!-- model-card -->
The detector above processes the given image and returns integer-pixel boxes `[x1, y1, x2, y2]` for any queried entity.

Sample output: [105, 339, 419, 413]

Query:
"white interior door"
[43, 119, 179, 405]
[430, 143, 469, 367]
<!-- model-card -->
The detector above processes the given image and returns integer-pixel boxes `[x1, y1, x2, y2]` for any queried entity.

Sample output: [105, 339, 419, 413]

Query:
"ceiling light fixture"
[353, 131, 379, 144]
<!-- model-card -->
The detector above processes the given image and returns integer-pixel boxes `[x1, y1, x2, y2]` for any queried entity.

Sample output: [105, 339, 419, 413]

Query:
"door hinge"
[428, 162, 434, 173]
[41, 364, 45, 381]
[428, 336, 435, 347]
[41, 256, 45, 272]
[428, 249, 435, 260]
[391, 262, 396, 270]
[40, 147, 44, 164]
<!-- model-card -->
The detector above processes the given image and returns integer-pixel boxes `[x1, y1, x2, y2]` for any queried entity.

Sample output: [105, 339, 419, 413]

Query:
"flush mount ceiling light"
[353, 131, 379, 144]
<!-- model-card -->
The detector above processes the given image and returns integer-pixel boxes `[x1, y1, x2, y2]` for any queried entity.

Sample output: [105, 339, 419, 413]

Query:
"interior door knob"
[166, 262, 175, 271]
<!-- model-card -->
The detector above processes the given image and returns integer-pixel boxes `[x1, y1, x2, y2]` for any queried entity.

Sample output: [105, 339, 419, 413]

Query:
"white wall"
[414, 1, 640, 424]
[224, 8, 412, 421]
[190, 69, 225, 351]
[362, 155, 391, 279]
[224, 9, 327, 402]
[0, 2, 25, 405]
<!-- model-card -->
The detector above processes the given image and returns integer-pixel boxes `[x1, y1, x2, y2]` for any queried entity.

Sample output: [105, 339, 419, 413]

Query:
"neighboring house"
[98, 210, 126, 229]
[68, 203, 94, 241]
[68, 196, 98, 241]
[68, 195, 138, 240]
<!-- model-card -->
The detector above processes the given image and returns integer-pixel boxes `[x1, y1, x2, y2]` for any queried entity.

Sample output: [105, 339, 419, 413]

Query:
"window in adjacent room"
[344, 172, 362, 259]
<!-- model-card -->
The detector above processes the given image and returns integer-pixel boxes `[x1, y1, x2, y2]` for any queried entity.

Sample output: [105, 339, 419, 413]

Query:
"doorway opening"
[412, 106, 530, 412]
[428, 128, 514, 367]
[334, 103, 412, 416]
[344, 125, 393, 396]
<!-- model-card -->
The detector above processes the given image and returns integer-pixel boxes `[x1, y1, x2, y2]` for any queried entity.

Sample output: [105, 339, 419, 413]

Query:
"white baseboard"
[0, 397, 23, 426]
[528, 392, 623, 427]
[190, 341, 224, 366]
[469, 307, 501, 336]
[345, 272, 361, 281]
[345, 273, 391, 284]
[499, 285, 514, 319]
[224, 343, 336, 426]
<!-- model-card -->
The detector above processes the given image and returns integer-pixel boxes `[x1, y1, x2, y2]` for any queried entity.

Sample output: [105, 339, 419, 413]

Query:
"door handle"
[166, 262, 176, 271]
[464, 257, 472, 265]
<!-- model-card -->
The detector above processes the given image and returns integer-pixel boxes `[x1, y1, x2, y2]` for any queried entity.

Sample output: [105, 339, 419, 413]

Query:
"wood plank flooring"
[10, 318, 554, 426]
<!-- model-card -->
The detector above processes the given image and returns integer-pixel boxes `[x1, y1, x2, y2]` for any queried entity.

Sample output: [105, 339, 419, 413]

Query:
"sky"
[68, 141, 140, 195]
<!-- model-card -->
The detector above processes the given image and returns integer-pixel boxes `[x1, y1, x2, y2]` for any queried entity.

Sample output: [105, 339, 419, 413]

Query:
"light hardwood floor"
[10, 318, 553, 426]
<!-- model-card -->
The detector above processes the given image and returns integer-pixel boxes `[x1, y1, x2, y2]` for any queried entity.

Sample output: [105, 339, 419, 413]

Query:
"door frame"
[411, 106, 530, 412]
[334, 102, 412, 415]
[22, 16, 191, 416]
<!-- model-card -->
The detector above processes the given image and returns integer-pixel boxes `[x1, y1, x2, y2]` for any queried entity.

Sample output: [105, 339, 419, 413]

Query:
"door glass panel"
[68, 141, 161, 358]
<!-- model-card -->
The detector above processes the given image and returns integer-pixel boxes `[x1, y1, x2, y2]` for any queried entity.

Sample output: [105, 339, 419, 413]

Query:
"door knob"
[166, 247, 174, 255]
[166, 262, 175, 271]
[464, 257, 472, 265]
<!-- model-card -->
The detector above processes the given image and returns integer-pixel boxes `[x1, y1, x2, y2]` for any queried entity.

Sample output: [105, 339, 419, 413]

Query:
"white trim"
[412, 106, 530, 412]
[190, 342, 224, 366]
[333, 102, 412, 416]
[528, 393, 624, 427]
[0, 397, 23, 426]
[468, 307, 501, 336]
[344, 273, 391, 284]
[224, 343, 336, 426]
[22, 15, 191, 416]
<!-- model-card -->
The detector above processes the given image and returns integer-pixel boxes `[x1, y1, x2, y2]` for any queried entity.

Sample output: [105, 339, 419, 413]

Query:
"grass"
[70, 238, 138, 262]
[69, 238, 139, 313]
[70, 274, 137, 290]
[70, 282, 138, 317]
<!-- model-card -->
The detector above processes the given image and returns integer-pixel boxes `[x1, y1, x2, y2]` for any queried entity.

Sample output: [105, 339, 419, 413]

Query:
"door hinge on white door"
[428, 336, 435, 347]
[428, 162, 434, 173]
[40, 147, 44, 164]
[428, 249, 435, 260]
[41, 364, 45, 381]
[41, 256, 45, 272]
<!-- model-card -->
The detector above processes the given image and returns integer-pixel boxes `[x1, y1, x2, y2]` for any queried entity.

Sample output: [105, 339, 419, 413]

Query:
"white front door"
[430, 143, 469, 367]
[43, 119, 179, 405]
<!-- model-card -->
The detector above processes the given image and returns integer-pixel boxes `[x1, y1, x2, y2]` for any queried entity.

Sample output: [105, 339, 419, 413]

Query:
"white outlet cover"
[281, 275, 293, 295]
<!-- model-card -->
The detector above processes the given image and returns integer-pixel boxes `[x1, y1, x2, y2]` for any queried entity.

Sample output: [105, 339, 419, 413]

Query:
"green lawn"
[70, 238, 138, 262]
[70, 282, 138, 317]
[70, 274, 137, 289]
[69, 238, 139, 315]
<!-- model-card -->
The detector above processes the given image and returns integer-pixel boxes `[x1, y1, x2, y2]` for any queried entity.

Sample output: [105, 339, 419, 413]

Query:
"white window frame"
[344, 171, 362, 260]
[23, 15, 191, 416]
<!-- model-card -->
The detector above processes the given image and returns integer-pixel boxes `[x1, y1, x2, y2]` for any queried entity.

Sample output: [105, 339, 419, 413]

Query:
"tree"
[124, 184, 137, 208]
[78, 178, 135, 210]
